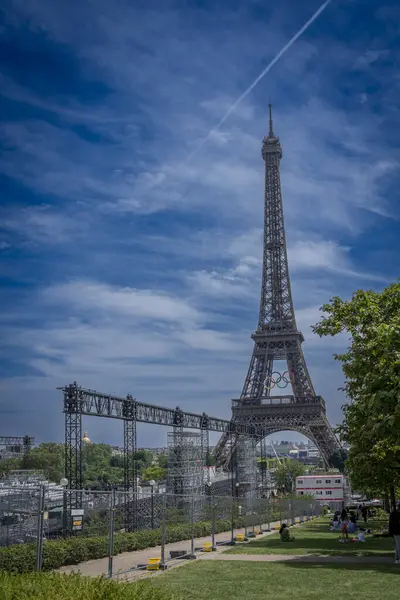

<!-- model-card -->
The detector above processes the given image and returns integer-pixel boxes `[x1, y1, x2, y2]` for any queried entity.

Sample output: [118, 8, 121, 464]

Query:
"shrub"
[374, 508, 389, 521]
[0, 571, 179, 600]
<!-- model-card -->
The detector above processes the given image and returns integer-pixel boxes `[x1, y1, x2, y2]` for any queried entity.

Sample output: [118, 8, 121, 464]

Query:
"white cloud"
[1, 205, 85, 245]
[43, 281, 201, 325]
[288, 240, 351, 271]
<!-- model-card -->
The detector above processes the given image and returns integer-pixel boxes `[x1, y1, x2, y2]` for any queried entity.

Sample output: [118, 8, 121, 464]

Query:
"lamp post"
[231, 482, 240, 544]
[206, 481, 212, 511]
[60, 478, 68, 535]
[258, 483, 263, 532]
[149, 480, 156, 530]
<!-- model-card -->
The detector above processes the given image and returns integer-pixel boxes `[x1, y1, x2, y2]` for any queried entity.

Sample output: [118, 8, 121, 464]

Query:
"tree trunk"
[383, 492, 390, 513]
[390, 486, 397, 511]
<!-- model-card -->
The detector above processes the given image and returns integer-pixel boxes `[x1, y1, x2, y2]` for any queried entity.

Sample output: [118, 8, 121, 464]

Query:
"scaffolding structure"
[0, 436, 34, 460]
[167, 430, 205, 497]
[236, 436, 257, 498]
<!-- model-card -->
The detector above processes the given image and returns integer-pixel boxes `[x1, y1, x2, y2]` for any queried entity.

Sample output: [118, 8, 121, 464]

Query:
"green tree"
[141, 466, 166, 482]
[312, 281, 400, 507]
[133, 450, 153, 466]
[0, 457, 22, 478]
[21, 443, 64, 483]
[329, 449, 348, 473]
[274, 459, 306, 494]
[157, 454, 168, 469]
[110, 454, 125, 469]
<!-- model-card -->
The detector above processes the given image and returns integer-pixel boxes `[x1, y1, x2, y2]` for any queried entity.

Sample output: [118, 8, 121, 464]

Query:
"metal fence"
[0, 487, 323, 577]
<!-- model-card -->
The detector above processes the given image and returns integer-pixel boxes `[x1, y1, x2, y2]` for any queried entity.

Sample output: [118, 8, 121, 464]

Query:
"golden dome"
[82, 430, 91, 444]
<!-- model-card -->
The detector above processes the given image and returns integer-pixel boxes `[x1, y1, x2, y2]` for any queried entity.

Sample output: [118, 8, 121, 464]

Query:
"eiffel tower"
[215, 106, 340, 480]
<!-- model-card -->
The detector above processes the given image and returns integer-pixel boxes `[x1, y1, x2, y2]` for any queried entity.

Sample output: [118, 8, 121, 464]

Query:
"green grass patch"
[149, 561, 400, 600]
[226, 518, 394, 556]
[0, 571, 180, 600]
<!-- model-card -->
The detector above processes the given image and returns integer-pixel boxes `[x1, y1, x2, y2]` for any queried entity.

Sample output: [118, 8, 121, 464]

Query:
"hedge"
[0, 519, 233, 573]
[0, 571, 178, 600]
[0, 503, 306, 574]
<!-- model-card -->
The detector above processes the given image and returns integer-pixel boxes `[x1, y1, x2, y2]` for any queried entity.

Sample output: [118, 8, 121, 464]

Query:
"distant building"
[296, 474, 348, 504]
[82, 430, 91, 444]
[0, 436, 34, 461]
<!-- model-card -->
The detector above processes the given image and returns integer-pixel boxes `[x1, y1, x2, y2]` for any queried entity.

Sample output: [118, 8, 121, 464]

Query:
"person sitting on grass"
[348, 514, 357, 534]
[280, 523, 295, 542]
[331, 514, 340, 531]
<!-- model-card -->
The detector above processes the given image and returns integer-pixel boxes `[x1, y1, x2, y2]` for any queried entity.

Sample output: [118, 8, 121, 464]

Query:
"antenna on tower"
[268, 102, 274, 137]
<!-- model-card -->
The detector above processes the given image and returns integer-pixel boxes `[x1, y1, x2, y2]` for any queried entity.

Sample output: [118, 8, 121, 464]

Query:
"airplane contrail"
[186, 0, 333, 162]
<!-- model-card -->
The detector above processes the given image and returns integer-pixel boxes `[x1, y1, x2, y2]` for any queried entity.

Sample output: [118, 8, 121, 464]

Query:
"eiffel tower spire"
[268, 103, 274, 137]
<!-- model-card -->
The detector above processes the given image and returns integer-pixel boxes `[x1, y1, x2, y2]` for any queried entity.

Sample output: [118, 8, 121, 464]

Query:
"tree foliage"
[1, 443, 161, 488]
[273, 459, 306, 494]
[312, 281, 400, 504]
[20, 443, 64, 483]
[141, 466, 166, 482]
[328, 449, 348, 474]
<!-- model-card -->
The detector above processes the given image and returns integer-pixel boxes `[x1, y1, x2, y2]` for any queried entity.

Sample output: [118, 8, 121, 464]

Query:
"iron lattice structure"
[63, 383, 138, 530]
[236, 436, 258, 498]
[61, 383, 263, 529]
[123, 394, 137, 531]
[167, 430, 205, 497]
[215, 106, 340, 474]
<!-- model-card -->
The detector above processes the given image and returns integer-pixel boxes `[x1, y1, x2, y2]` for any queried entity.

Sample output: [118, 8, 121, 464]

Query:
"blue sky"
[1, 0, 399, 448]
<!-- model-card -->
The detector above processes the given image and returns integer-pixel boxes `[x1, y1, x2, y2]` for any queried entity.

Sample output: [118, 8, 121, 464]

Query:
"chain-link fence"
[0, 487, 323, 577]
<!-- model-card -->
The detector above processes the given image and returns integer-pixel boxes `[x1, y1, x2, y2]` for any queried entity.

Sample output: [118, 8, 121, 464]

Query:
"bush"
[374, 508, 389, 521]
[0, 571, 178, 600]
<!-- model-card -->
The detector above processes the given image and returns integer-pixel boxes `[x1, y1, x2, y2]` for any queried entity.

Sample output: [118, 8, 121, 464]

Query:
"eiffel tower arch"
[215, 106, 341, 486]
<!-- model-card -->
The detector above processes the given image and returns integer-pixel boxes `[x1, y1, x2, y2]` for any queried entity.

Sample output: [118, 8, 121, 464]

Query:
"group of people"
[331, 509, 360, 539]
[278, 502, 400, 564]
[332, 503, 400, 562]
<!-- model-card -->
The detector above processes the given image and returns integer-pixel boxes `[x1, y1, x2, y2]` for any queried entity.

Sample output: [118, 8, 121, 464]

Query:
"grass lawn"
[225, 517, 395, 556]
[0, 572, 176, 600]
[149, 561, 400, 600]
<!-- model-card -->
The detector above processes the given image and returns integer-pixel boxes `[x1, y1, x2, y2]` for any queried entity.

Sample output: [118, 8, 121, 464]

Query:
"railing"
[0, 486, 322, 576]
[232, 395, 325, 408]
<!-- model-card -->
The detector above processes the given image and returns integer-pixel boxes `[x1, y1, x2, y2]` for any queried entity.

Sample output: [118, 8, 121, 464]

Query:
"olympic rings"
[261, 370, 295, 391]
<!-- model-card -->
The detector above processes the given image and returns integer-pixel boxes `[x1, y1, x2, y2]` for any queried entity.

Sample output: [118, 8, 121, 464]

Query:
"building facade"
[296, 474, 348, 504]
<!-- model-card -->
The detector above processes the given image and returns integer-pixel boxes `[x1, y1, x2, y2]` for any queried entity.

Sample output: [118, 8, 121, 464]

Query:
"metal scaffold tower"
[167, 429, 205, 498]
[62, 383, 138, 531]
[123, 394, 137, 531]
[215, 105, 341, 483]
[236, 436, 257, 498]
